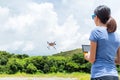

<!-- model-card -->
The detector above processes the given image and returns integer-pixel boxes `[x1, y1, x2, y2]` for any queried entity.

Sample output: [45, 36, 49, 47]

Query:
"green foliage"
[7, 58, 23, 74]
[50, 66, 57, 73]
[53, 48, 82, 57]
[43, 63, 50, 73]
[0, 66, 8, 74]
[0, 51, 12, 65]
[116, 65, 120, 73]
[65, 61, 79, 72]
[27, 56, 46, 73]
[0, 57, 8, 65]
[48, 56, 67, 73]
[0, 50, 91, 74]
[72, 53, 85, 64]
[0, 49, 119, 74]
[12, 54, 29, 59]
[71, 53, 91, 73]
[0, 51, 12, 58]
[26, 63, 37, 74]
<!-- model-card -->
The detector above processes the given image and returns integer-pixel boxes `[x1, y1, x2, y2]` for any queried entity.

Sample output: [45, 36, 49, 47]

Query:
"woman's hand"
[84, 41, 97, 64]
[84, 52, 90, 61]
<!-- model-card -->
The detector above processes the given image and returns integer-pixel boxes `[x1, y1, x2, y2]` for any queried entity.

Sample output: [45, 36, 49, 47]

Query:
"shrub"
[6, 58, 23, 74]
[65, 62, 79, 72]
[50, 66, 57, 73]
[43, 63, 50, 73]
[0, 57, 8, 65]
[26, 63, 37, 74]
[0, 66, 8, 74]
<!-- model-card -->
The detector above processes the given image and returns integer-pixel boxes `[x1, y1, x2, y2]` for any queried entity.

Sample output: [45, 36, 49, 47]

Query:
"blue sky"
[0, 0, 120, 56]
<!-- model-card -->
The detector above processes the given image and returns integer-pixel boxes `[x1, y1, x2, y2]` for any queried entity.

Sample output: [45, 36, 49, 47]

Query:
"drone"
[47, 41, 56, 49]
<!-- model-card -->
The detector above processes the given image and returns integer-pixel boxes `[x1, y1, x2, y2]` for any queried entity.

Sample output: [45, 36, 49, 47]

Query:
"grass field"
[0, 72, 119, 80]
[0, 72, 90, 80]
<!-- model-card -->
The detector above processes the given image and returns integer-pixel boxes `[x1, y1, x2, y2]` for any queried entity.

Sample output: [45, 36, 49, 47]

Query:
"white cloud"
[0, 6, 9, 27]
[0, 0, 120, 55]
[11, 41, 24, 50]
[0, 41, 23, 51]
[23, 41, 34, 51]
[58, 15, 81, 50]
[0, 2, 59, 55]
[4, 14, 34, 33]
[50, 15, 87, 51]
[0, 6, 9, 17]
[0, 45, 8, 51]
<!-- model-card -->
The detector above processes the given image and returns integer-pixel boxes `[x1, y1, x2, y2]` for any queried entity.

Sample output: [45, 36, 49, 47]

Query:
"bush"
[65, 62, 79, 72]
[0, 66, 8, 74]
[29, 56, 46, 71]
[12, 54, 29, 59]
[80, 62, 91, 73]
[26, 63, 37, 74]
[48, 56, 67, 73]
[50, 66, 57, 73]
[0, 51, 12, 65]
[0, 50, 93, 74]
[43, 63, 50, 73]
[71, 53, 91, 73]
[72, 53, 87, 64]
[0, 57, 8, 65]
[58, 65, 65, 72]
[117, 65, 120, 73]
[6, 58, 23, 74]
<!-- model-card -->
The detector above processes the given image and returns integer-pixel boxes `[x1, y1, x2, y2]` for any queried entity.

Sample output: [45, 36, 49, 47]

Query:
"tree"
[0, 57, 8, 65]
[0, 66, 8, 74]
[26, 63, 37, 74]
[50, 66, 57, 73]
[6, 58, 23, 74]
[12, 54, 29, 59]
[0, 51, 12, 65]
[43, 63, 50, 73]
[72, 53, 86, 64]
[0, 51, 12, 58]
[71, 53, 91, 73]
[65, 62, 79, 72]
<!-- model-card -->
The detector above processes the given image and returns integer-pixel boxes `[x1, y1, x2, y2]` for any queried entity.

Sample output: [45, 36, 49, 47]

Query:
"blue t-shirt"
[89, 27, 120, 78]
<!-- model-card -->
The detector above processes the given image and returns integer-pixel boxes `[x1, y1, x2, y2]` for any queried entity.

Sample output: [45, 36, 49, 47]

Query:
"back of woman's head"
[94, 5, 117, 33]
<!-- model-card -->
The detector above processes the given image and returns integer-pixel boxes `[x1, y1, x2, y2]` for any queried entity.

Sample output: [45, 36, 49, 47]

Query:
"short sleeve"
[89, 29, 100, 42]
[117, 34, 120, 47]
[119, 37, 120, 47]
[119, 42, 120, 47]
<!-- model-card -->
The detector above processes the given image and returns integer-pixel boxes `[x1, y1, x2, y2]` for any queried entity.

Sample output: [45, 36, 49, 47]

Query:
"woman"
[84, 5, 120, 80]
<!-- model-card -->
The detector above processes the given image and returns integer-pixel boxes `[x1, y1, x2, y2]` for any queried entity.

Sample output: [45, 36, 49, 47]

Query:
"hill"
[53, 48, 83, 57]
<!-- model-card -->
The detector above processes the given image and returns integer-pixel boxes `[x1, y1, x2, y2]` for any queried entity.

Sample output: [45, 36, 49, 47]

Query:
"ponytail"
[106, 17, 117, 33]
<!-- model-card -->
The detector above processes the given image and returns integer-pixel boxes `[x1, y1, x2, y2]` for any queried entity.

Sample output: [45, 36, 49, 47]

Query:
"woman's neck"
[99, 23, 106, 27]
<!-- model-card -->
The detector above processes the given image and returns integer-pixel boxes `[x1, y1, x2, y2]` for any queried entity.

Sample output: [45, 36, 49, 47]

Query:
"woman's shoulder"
[114, 32, 120, 39]
[93, 27, 106, 31]
[91, 27, 106, 34]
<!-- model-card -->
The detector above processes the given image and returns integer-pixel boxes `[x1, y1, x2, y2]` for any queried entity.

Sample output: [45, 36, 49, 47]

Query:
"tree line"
[0, 51, 120, 74]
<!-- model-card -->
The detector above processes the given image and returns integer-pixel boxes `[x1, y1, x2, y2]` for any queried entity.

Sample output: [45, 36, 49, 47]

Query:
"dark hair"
[94, 5, 117, 33]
